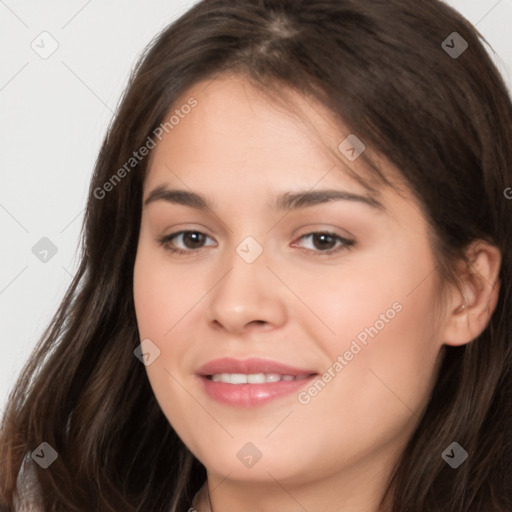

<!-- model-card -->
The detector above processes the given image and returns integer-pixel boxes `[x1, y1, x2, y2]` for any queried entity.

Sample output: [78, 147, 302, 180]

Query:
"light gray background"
[1, 0, 511, 412]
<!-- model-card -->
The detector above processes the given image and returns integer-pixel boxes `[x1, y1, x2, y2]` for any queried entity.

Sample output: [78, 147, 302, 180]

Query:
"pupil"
[315, 234, 335, 250]
[185, 232, 203, 248]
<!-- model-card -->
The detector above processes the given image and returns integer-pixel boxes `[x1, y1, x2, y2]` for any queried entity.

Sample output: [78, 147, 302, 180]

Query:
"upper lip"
[196, 357, 317, 376]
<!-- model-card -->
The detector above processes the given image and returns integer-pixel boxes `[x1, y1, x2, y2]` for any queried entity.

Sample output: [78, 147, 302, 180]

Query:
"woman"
[1, 0, 511, 510]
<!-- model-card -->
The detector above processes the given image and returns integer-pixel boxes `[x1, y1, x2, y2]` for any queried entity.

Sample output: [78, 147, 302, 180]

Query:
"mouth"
[196, 357, 318, 407]
[205, 373, 314, 384]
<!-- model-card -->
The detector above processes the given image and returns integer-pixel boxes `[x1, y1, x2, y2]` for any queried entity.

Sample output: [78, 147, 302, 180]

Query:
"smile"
[208, 373, 311, 384]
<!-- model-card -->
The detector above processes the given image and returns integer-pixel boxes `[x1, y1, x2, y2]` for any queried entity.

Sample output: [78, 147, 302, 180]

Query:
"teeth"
[231, 373, 249, 384]
[210, 373, 298, 384]
[248, 373, 266, 384]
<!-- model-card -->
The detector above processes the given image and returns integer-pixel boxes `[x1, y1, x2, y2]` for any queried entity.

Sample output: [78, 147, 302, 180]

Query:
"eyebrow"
[143, 185, 384, 211]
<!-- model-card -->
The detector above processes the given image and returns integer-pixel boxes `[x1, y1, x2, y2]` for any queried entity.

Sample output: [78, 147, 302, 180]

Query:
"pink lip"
[196, 357, 315, 376]
[196, 357, 317, 408]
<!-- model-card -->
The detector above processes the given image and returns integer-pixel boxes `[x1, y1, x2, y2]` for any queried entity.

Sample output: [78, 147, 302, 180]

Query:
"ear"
[441, 241, 501, 346]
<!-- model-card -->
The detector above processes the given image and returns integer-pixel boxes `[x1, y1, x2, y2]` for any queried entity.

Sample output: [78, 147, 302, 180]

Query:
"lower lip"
[198, 375, 316, 407]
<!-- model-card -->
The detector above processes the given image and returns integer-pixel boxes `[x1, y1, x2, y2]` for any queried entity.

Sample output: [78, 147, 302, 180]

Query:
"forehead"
[144, 74, 406, 208]
[149, 76, 338, 169]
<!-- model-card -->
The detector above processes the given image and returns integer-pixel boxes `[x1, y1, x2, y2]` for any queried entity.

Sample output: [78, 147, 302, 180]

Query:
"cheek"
[133, 255, 204, 457]
[280, 235, 436, 355]
[133, 240, 206, 340]
[284, 288, 441, 480]
[287, 241, 441, 434]
[133, 244, 213, 440]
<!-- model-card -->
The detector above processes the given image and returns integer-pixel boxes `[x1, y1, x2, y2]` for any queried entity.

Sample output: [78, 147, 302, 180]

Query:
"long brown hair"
[1, 0, 511, 510]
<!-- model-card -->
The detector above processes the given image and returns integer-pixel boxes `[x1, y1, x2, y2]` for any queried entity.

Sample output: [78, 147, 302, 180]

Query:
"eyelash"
[157, 230, 355, 257]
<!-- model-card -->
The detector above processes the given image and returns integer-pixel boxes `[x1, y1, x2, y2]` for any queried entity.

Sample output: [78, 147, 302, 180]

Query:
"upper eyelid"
[163, 229, 352, 250]
[165, 229, 347, 240]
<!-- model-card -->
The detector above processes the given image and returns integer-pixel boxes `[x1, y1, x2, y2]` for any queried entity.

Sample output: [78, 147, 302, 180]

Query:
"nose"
[205, 253, 287, 336]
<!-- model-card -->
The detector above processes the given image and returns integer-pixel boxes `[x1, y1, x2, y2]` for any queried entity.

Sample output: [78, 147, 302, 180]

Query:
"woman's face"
[133, 75, 449, 490]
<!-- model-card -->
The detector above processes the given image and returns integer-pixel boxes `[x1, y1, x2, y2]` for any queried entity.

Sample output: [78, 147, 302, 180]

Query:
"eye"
[158, 230, 216, 255]
[291, 231, 355, 256]
[158, 230, 355, 257]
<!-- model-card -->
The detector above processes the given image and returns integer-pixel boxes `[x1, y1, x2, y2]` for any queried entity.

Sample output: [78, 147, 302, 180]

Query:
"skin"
[133, 74, 501, 512]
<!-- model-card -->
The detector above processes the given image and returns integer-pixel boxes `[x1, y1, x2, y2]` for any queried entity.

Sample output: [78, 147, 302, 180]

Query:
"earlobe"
[442, 241, 501, 347]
